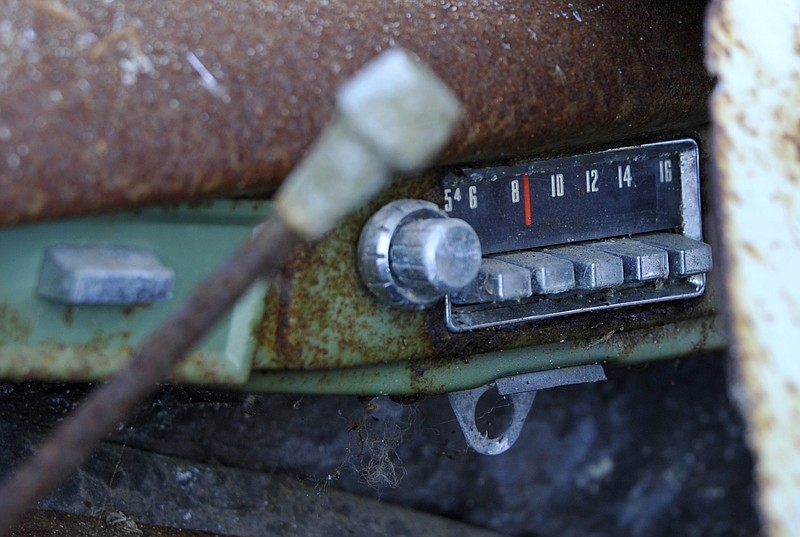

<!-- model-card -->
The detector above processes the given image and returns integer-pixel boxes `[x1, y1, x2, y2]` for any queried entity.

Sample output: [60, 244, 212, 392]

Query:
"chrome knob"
[358, 199, 482, 309]
[391, 217, 482, 293]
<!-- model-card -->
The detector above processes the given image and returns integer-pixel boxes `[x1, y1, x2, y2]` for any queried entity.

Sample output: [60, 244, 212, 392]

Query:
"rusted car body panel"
[0, 0, 710, 226]
[0, 0, 720, 389]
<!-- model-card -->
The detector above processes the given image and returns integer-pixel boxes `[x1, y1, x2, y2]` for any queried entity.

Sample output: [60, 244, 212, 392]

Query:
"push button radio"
[358, 139, 712, 332]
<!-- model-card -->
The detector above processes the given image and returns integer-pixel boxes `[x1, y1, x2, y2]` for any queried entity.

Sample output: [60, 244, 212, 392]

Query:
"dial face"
[442, 140, 696, 255]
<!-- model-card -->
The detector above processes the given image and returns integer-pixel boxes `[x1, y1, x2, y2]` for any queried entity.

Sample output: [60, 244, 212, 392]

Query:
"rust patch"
[741, 241, 766, 263]
[62, 306, 74, 326]
[690, 317, 718, 356]
[121, 304, 151, 317]
[0, 0, 711, 227]
[406, 358, 447, 396]
[255, 177, 441, 370]
[78, 329, 133, 356]
[426, 290, 714, 365]
[173, 351, 242, 385]
[0, 305, 32, 344]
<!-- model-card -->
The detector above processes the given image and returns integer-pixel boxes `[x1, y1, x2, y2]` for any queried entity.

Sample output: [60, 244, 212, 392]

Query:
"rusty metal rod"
[0, 214, 300, 535]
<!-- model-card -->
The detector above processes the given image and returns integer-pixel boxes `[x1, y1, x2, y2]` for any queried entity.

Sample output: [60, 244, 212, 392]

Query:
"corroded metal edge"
[244, 315, 726, 396]
[707, 1, 800, 535]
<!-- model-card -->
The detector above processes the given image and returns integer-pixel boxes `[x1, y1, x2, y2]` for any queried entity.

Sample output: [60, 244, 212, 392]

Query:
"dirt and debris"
[103, 511, 143, 536]
[12, 510, 216, 537]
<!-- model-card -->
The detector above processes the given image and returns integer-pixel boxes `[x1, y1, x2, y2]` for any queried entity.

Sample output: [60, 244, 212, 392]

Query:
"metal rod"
[0, 214, 301, 535]
[0, 47, 462, 533]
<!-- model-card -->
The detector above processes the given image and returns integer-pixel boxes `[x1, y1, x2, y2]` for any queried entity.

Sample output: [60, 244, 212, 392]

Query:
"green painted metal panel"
[0, 202, 269, 384]
[241, 315, 726, 396]
[0, 195, 725, 394]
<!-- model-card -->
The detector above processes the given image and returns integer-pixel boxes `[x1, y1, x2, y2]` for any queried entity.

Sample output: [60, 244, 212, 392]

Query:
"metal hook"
[448, 364, 606, 455]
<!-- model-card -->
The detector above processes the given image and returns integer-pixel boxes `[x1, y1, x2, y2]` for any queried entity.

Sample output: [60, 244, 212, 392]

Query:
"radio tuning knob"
[358, 199, 482, 309]
[391, 217, 482, 293]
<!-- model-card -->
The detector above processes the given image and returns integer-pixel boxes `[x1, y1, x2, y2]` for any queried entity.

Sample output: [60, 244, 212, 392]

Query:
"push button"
[37, 246, 175, 305]
[546, 246, 624, 290]
[636, 233, 712, 276]
[450, 259, 533, 304]
[496, 251, 576, 295]
[589, 239, 670, 282]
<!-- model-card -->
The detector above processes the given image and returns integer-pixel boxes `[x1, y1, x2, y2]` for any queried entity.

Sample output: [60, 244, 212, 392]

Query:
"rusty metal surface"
[0, 0, 710, 227]
[253, 150, 723, 375]
[706, 1, 800, 535]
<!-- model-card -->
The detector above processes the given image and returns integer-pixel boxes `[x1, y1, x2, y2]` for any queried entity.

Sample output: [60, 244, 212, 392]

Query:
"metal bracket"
[447, 364, 606, 455]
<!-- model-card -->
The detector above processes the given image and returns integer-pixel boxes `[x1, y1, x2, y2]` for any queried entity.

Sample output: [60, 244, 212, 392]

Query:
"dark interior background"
[0, 352, 760, 536]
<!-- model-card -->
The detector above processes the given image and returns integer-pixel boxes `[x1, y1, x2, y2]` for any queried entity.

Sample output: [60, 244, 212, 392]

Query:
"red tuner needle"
[523, 173, 532, 226]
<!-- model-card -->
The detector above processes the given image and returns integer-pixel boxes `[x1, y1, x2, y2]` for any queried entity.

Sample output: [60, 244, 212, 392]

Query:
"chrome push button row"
[450, 233, 712, 306]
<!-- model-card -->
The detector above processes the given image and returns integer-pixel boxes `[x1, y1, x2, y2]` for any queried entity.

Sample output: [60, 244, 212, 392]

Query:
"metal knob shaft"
[358, 199, 482, 309]
[390, 217, 481, 293]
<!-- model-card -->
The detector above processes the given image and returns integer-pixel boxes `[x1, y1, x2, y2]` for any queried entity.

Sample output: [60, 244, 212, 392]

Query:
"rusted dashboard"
[247, 132, 721, 396]
[0, 0, 721, 396]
